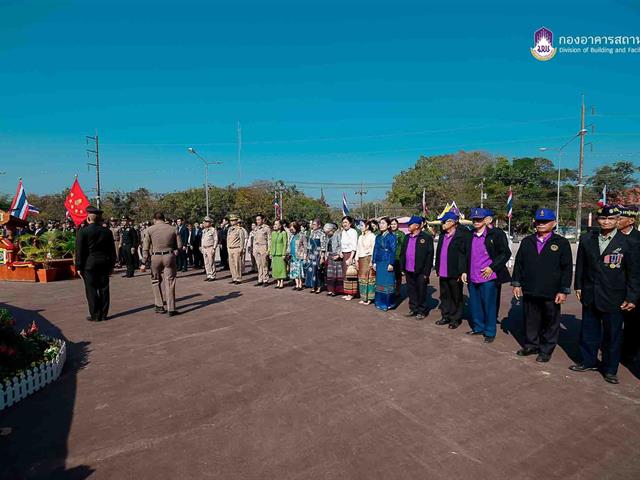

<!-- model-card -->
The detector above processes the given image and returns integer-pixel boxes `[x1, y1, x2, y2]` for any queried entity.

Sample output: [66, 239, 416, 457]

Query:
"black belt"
[152, 251, 172, 256]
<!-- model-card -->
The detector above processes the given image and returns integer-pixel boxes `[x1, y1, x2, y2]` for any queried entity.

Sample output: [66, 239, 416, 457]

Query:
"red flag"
[65, 178, 90, 226]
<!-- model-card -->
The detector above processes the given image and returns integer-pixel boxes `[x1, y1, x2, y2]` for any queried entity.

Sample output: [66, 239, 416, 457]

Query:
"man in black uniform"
[75, 206, 117, 322]
[571, 205, 640, 384]
[400, 215, 435, 320]
[218, 217, 230, 270]
[176, 217, 189, 272]
[617, 204, 640, 365]
[512, 208, 573, 362]
[120, 216, 139, 278]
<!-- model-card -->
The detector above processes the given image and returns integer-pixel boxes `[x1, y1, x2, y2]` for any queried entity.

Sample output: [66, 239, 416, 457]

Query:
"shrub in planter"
[0, 309, 62, 381]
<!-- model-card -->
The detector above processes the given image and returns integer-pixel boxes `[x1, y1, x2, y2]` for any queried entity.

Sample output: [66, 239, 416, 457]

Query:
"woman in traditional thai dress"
[354, 220, 377, 304]
[390, 218, 406, 299]
[324, 223, 343, 296]
[340, 216, 359, 300]
[372, 217, 397, 311]
[288, 221, 307, 291]
[304, 219, 327, 293]
[270, 219, 288, 289]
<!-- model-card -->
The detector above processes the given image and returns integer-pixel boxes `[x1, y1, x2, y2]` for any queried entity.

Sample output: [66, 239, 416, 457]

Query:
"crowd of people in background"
[13, 201, 640, 386]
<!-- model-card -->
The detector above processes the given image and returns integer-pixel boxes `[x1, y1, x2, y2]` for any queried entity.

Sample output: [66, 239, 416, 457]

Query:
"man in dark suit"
[191, 221, 203, 268]
[462, 208, 511, 343]
[120, 216, 139, 278]
[218, 217, 230, 270]
[512, 208, 573, 362]
[571, 205, 640, 384]
[434, 211, 470, 329]
[75, 206, 117, 322]
[400, 215, 435, 320]
[176, 217, 189, 272]
[617, 205, 640, 365]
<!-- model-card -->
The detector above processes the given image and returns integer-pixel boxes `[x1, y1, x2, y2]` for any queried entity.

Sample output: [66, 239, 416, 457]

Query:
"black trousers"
[83, 268, 110, 320]
[622, 309, 640, 363]
[405, 271, 428, 315]
[121, 244, 136, 277]
[439, 276, 463, 324]
[219, 244, 229, 269]
[176, 248, 188, 271]
[394, 260, 403, 297]
[522, 295, 560, 356]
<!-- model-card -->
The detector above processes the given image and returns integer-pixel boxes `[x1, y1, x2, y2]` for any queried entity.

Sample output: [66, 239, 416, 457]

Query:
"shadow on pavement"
[0, 303, 94, 480]
[179, 291, 243, 314]
[107, 293, 202, 320]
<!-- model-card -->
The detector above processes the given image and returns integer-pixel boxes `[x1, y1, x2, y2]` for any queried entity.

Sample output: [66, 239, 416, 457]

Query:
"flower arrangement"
[16, 230, 76, 265]
[0, 309, 62, 382]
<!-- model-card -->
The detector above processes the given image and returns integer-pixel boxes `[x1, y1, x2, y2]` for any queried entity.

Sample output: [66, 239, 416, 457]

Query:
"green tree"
[588, 161, 639, 202]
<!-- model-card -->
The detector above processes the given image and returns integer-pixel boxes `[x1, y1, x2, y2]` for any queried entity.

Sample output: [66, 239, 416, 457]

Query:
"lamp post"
[538, 147, 563, 231]
[187, 147, 222, 218]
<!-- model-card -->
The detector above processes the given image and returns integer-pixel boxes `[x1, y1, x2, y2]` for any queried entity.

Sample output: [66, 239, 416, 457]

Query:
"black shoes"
[415, 314, 425, 320]
[448, 322, 460, 329]
[155, 306, 167, 314]
[603, 373, 620, 384]
[405, 311, 417, 317]
[483, 336, 495, 344]
[466, 330, 483, 336]
[255, 282, 263, 287]
[86, 316, 101, 322]
[168, 311, 180, 317]
[517, 348, 538, 357]
[435, 318, 450, 326]
[569, 364, 598, 372]
[536, 354, 551, 363]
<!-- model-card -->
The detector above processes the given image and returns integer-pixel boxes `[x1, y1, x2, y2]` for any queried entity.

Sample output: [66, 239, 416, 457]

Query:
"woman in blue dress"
[304, 219, 327, 293]
[372, 217, 397, 311]
[288, 221, 307, 291]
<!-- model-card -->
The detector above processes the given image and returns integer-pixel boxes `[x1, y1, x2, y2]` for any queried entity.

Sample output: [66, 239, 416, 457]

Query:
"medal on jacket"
[604, 253, 623, 269]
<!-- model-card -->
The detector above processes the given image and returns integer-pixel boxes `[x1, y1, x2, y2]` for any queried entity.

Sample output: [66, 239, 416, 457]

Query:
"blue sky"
[1, 0, 639, 207]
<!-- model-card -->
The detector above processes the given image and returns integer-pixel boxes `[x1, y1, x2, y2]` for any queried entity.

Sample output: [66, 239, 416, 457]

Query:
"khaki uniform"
[142, 222, 182, 312]
[253, 224, 271, 283]
[227, 225, 247, 282]
[201, 226, 218, 279]
[110, 226, 121, 264]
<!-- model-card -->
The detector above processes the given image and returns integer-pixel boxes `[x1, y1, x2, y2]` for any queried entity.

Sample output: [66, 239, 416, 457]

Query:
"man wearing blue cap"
[571, 205, 640, 384]
[461, 207, 511, 343]
[511, 208, 572, 362]
[434, 211, 470, 329]
[400, 215, 434, 319]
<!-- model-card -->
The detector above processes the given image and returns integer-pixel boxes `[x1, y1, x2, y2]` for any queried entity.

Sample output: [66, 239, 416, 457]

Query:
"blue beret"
[440, 212, 459, 222]
[597, 204, 620, 217]
[534, 208, 556, 221]
[408, 215, 423, 226]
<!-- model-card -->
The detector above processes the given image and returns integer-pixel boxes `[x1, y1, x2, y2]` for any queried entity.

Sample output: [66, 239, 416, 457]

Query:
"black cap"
[86, 206, 102, 215]
[597, 204, 620, 217]
[618, 204, 639, 218]
[121, 215, 130, 221]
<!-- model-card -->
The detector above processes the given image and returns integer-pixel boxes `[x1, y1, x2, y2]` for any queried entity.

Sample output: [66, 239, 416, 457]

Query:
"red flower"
[0, 344, 16, 356]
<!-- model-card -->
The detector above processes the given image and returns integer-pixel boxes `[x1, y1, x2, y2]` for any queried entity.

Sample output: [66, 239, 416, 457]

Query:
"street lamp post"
[539, 147, 563, 231]
[187, 147, 222, 218]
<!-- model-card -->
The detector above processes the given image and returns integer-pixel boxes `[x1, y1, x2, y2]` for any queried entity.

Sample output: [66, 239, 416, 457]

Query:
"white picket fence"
[0, 340, 67, 411]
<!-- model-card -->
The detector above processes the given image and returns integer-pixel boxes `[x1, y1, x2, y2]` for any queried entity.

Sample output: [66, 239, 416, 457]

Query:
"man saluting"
[75, 206, 117, 322]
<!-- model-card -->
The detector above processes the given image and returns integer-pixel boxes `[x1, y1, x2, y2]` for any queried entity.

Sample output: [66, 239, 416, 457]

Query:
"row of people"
[75, 204, 639, 384]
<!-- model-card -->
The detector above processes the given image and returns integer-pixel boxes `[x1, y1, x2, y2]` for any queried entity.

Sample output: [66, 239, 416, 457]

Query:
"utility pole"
[86, 131, 101, 208]
[237, 121, 242, 185]
[275, 181, 285, 220]
[576, 95, 587, 241]
[478, 178, 486, 208]
[355, 181, 367, 218]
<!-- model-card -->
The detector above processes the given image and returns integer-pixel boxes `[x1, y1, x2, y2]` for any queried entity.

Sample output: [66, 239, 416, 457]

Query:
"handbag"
[345, 264, 358, 278]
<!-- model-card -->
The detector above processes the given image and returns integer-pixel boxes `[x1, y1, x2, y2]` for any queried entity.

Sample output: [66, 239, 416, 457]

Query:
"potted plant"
[17, 231, 77, 282]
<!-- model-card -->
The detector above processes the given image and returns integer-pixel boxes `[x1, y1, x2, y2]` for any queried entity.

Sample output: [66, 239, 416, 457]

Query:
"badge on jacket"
[550, 244, 558, 251]
[419, 239, 426, 244]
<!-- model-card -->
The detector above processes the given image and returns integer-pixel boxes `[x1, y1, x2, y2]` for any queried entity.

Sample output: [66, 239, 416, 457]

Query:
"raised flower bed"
[0, 309, 67, 411]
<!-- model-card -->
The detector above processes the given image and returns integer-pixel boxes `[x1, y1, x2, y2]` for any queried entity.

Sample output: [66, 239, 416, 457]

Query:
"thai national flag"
[597, 185, 607, 207]
[342, 192, 349, 217]
[273, 191, 281, 220]
[506, 186, 513, 219]
[9, 179, 39, 220]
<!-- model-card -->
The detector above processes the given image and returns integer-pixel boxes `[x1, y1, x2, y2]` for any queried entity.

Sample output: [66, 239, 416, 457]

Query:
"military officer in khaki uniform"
[200, 216, 218, 282]
[227, 214, 247, 284]
[141, 212, 182, 316]
[109, 217, 122, 267]
[253, 214, 272, 286]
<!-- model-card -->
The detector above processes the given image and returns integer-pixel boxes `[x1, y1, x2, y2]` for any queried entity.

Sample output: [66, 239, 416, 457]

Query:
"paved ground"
[1, 266, 639, 480]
